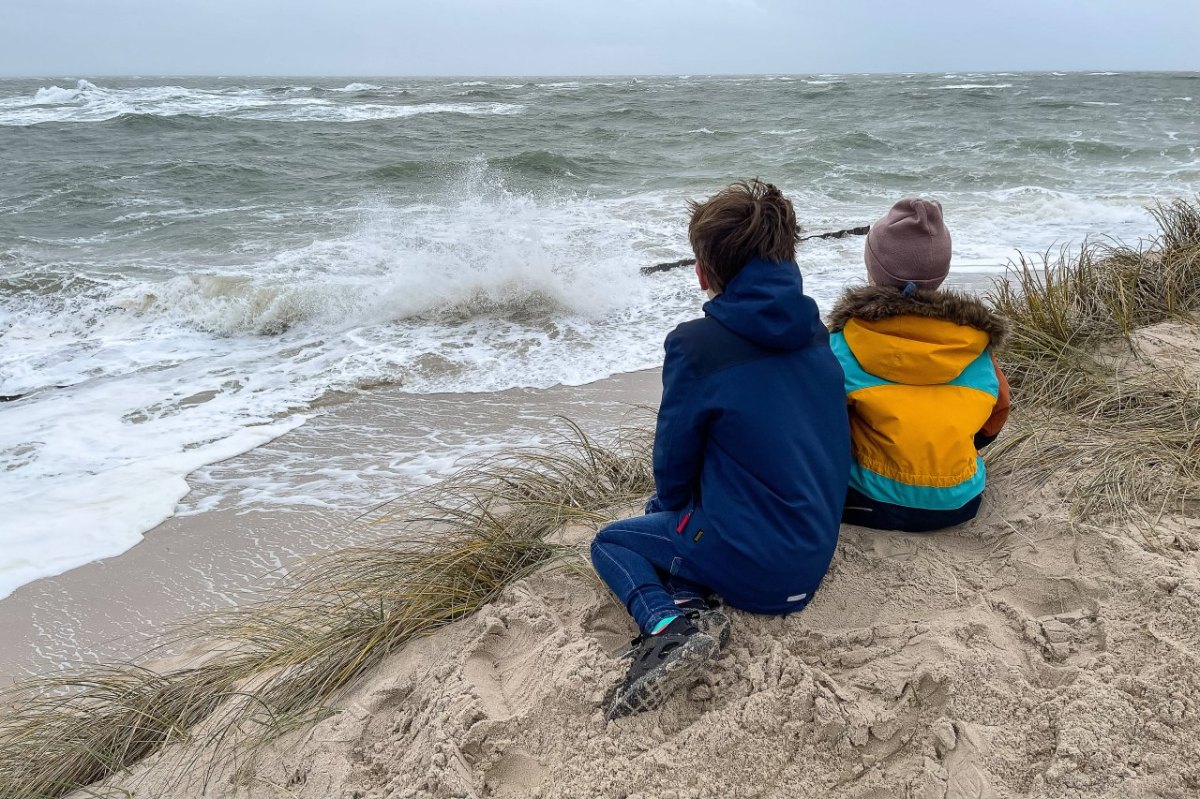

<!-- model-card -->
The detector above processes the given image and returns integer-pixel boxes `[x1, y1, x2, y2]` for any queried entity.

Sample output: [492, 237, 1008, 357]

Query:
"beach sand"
[70, 462, 1200, 798]
[59, 321, 1200, 799]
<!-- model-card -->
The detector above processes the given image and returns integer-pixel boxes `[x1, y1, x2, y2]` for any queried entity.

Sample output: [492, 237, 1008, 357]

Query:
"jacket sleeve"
[974, 354, 1011, 450]
[650, 332, 710, 512]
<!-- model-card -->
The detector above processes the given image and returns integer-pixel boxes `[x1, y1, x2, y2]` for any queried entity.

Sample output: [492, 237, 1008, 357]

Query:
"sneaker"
[607, 615, 718, 720]
[674, 598, 732, 650]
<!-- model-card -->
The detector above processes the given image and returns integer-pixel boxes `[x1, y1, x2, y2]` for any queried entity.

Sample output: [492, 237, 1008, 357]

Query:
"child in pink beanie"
[827, 199, 1011, 532]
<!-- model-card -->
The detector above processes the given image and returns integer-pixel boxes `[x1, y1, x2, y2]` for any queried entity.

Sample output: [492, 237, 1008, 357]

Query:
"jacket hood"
[827, 285, 1009, 386]
[828, 285, 1009, 347]
[703, 258, 824, 350]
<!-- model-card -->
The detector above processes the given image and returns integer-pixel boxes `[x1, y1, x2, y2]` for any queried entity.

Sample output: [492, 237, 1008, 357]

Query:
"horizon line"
[1, 68, 1197, 81]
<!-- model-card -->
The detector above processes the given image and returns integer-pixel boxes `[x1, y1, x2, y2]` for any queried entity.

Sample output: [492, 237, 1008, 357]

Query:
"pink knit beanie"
[864, 199, 952, 291]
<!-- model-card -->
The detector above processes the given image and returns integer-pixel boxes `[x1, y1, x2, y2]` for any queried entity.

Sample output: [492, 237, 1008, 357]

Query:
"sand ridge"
[82, 461, 1200, 799]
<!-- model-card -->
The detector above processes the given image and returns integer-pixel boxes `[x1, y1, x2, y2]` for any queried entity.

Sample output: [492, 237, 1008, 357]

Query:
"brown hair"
[687, 179, 799, 292]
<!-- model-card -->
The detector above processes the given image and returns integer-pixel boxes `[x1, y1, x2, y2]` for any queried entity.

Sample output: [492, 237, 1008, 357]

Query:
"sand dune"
[78, 411, 1200, 798]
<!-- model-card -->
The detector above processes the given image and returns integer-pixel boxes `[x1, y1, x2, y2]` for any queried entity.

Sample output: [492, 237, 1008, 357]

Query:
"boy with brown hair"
[592, 179, 851, 719]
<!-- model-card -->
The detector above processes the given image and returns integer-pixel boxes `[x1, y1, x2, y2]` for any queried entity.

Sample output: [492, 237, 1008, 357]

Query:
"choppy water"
[1, 72, 1197, 598]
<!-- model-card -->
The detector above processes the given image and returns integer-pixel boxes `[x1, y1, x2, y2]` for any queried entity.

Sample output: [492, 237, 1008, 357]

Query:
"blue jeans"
[590, 511, 712, 634]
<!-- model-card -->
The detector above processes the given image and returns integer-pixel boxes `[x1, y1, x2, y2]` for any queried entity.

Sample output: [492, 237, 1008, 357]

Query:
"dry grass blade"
[0, 419, 655, 799]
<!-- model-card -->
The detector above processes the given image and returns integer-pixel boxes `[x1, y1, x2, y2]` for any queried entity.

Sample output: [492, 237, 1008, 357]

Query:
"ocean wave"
[366, 160, 449, 182]
[829, 131, 895, 153]
[0, 80, 524, 126]
[366, 151, 627, 184]
[113, 259, 606, 337]
[1031, 98, 1077, 109]
[1002, 137, 1138, 159]
[0, 165, 692, 599]
[491, 150, 631, 180]
[236, 102, 526, 123]
[108, 112, 215, 129]
[935, 84, 1013, 90]
[0, 271, 108, 299]
[110, 204, 263, 224]
[338, 82, 382, 92]
[93, 183, 651, 337]
[456, 88, 511, 100]
[32, 81, 96, 103]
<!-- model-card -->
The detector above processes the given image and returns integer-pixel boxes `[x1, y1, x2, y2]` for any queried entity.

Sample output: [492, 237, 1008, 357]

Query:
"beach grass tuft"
[0, 420, 653, 799]
[986, 196, 1200, 520]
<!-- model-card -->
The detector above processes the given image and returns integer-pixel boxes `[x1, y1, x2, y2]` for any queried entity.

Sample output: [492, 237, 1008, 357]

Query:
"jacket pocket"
[674, 506, 716, 556]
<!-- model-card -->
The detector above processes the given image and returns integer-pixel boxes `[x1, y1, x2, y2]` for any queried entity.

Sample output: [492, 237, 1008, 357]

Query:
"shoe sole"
[606, 632, 718, 721]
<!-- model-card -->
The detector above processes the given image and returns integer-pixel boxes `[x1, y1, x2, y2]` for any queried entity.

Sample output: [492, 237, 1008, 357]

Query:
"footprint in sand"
[461, 615, 540, 721]
[482, 748, 548, 798]
[1024, 608, 1102, 663]
[581, 599, 636, 654]
[925, 719, 997, 799]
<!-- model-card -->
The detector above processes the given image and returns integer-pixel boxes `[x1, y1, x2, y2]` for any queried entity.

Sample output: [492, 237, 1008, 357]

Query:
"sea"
[1, 72, 1197, 600]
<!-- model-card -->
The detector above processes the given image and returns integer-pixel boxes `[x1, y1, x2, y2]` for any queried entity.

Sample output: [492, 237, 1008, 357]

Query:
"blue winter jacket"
[647, 257, 851, 614]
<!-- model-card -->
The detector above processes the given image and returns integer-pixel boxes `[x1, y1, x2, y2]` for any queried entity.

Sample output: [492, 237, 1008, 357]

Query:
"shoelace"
[613, 634, 647, 659]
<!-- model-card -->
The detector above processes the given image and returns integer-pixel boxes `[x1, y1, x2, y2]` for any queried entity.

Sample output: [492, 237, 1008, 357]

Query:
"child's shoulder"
[664, 316, 766, 374]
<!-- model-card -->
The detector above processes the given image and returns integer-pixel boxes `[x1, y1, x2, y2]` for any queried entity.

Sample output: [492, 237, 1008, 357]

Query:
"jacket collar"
[827, 285, 1009, 348]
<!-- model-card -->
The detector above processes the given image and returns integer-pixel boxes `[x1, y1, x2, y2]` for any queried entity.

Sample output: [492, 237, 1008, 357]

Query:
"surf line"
[640, 225, 870, 275]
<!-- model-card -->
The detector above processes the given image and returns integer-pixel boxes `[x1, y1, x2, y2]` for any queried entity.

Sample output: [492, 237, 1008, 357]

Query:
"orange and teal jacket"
[827, 286, 1011, 511]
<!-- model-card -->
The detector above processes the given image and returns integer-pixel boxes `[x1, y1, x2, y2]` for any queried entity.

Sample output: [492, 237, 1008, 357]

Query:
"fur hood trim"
[827, 285, 1009, 349]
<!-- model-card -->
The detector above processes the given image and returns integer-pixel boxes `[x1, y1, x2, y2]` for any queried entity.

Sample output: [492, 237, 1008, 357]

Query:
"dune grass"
[986, 196, 1200, 521]
[0, 420, 653, 799]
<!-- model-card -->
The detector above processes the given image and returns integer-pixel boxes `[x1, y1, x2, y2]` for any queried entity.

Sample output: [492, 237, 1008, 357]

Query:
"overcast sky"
[3, 0, 1197, 77]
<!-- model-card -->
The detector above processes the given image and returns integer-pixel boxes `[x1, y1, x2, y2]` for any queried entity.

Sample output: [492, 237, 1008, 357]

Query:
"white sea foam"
[31, 82, 91, 103]
[936, 84, 1013, 90]
[338, 82, 382, 91]
[238, 102, 525, 123]
[0, 81, 524, 125]
[0, 406, 303, 600]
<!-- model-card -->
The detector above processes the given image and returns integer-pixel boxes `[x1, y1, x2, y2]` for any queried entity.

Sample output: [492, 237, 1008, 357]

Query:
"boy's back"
[592, 179, 850, 719]
[653, 256, 850, 613]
